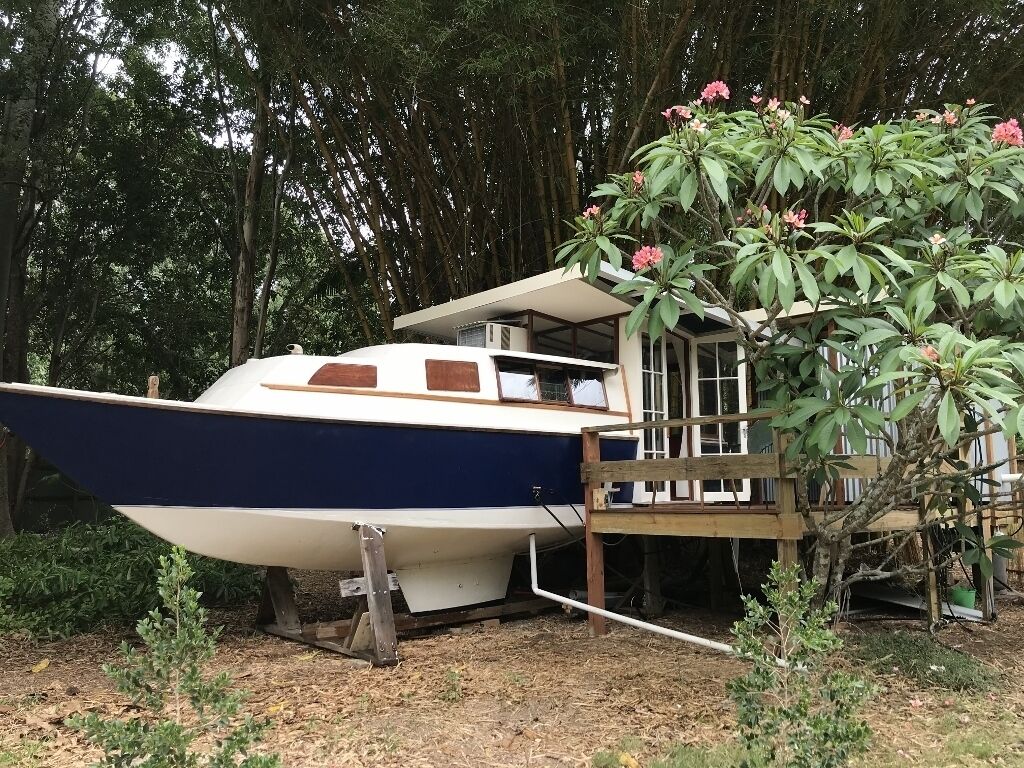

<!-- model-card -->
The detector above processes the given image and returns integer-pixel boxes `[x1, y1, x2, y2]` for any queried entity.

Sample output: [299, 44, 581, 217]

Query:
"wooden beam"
[777, 538, 799, 568]
[583, 430, 607, 637]
[358, 525, 399, 666]
[590, 510, 804, 539]
[583, 409, 779, 434]
[582, 453, 780, 483]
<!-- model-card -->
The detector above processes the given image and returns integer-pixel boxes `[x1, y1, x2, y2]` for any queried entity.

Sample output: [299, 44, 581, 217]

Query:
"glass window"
[537, 367, 570, 402]
[497, 363, 538, 401]
[569, 369, 608, 408]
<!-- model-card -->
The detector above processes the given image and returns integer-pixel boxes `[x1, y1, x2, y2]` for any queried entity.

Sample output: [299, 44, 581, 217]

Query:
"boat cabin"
[395, 264, 755, 505]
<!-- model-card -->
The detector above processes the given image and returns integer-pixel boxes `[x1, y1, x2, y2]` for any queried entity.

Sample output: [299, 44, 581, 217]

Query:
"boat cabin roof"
[394, 263, 733, 340]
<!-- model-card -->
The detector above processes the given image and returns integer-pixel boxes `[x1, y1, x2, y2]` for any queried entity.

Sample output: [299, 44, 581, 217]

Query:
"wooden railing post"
[772, 429, 801, 574]
[582, 430, 607, 637]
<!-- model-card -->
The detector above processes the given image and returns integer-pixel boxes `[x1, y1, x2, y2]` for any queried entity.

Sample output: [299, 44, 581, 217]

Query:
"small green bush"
[0, 518, 262, 639]
[69, 547, 279, 767]
[850, 630, 1000, 692]
[728, 563, 873, 768]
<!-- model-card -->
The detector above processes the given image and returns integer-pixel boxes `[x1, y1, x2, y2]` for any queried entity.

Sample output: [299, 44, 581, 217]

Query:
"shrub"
[728, 563, 873, 768]
[0, 518, 262, 639]
[68, 547, 279, 767]
[850, 630, 1000, 692]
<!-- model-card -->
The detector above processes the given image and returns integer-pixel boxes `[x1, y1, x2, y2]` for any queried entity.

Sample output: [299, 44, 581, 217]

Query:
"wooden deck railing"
[578, 410, 895, 636]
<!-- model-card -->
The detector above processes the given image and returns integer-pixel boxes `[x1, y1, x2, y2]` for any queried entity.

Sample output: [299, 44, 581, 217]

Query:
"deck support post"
[642, 536, 665, 617]
[259, 566, 301, 632]
[583, 430, 607, 637]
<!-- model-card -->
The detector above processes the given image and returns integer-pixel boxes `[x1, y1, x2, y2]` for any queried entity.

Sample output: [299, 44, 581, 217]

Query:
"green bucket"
[949, 586, 976, 609]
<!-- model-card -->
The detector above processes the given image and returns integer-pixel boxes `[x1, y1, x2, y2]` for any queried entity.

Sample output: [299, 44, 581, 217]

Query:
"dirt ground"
[3, 574, 1024, 768]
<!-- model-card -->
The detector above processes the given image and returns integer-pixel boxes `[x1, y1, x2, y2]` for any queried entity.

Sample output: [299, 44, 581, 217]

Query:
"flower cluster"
[582, 205, 601, 220]
[782, 209, 808, 229]
[993, 118, 1023, 147]
[929, 233, 946, 245]
[631, 245, 663, 271]
[700, 80, 730, 102]
[661, 104, 693, 129]
[832, 124, 854, 142]
[921, 345, 940, 363]
[632, 170, 644, 193]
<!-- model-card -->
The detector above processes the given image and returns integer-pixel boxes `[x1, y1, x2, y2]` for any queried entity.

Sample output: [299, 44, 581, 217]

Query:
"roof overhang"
[395, 263, 733, 339]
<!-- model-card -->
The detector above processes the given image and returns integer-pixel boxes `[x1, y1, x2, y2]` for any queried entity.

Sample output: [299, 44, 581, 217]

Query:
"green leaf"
[701, 156, 730, 203]
[773, 157, 789, 195]
[938, 390, 960, 446]
[678, 171, 698, 210]
[625, 301, 649, 337]
[595, 235, 621, 269]
[659, 295, 681, 330]
[889, 390, 928, 421]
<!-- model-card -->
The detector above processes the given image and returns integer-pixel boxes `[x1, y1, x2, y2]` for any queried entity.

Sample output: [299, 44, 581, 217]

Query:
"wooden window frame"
[494, 360, 609, 411]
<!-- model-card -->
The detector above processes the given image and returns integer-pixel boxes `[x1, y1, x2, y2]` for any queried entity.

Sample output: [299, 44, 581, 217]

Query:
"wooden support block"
[979, 512, 996, 620]
[263, 566, 300, 632]
[583, 430, 607, 637]
[358, 524, 399, 666]
[448, 618, 500, 635]
[339, 572, 400, 598]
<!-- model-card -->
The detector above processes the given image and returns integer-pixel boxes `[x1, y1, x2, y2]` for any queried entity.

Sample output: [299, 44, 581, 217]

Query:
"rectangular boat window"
[568, 368, 608, 408]
[425, 359, 481, 392]
[537, 366, 570, 402]
[308, 363, 377, 388]
[497, 362, 539, 401]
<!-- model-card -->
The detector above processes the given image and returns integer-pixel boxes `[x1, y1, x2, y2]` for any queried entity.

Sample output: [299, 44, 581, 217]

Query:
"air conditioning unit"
[456, 322, 529, 352]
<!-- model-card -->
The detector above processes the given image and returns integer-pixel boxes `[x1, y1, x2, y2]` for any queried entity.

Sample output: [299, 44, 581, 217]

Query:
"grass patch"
[593, 742, 741, 768]
[849, 630, 1000, 692]
[0, 740, 47, 768]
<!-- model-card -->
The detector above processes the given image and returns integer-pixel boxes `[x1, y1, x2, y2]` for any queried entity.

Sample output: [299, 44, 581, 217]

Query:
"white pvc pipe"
[528, 534, 737, 656]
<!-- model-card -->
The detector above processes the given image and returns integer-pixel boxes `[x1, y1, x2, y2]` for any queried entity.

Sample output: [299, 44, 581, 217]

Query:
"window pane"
[576, 323, 616, 363]
[723, 421, 741, 452]
[718, 343, 738, 376]
[537, 367, 569, 402]
[534, 327, 574, 358]
[720, 378, 740, 416]
[569, 369, 607, 408]
[498, 363, 538, 400]
[696, 344, 716, 378]
[698, 379, 719, 417]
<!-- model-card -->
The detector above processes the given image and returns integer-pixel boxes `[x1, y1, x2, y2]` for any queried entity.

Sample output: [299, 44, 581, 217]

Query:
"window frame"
[494, 359, 610, 411]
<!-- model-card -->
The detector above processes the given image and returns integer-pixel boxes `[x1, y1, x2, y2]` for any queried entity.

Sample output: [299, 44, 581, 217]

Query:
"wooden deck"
[577, 411, 959, 636]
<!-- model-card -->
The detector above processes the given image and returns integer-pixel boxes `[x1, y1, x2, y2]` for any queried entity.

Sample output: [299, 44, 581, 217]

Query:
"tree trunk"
[231, 88, 269, 367]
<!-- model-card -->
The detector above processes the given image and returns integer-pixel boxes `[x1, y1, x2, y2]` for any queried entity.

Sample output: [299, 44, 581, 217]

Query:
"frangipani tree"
[561, 82, 1024, 598]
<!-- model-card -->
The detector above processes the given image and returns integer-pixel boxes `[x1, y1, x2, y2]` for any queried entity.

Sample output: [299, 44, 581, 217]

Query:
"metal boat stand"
[256, 524, 552, 667]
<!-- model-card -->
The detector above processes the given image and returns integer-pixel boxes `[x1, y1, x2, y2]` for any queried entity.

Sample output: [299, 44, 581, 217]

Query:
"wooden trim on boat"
[261, 382, 630, 417]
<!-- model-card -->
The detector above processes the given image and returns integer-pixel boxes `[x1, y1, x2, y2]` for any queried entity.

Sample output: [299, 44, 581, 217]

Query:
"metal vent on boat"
[501, 326, 511, 350]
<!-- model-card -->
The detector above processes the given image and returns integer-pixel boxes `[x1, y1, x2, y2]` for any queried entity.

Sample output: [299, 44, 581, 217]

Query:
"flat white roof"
[395, 263, 736, 339]
[394, 264, 635, 339]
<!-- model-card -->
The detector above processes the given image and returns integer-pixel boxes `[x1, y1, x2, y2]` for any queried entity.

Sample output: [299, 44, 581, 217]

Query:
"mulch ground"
[3, 573, 1024, 767]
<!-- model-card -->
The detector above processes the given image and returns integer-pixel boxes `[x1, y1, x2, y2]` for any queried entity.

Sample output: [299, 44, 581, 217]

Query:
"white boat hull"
[117, 504, 584, 612]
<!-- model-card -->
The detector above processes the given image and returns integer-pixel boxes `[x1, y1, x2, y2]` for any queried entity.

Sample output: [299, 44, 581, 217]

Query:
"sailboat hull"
[0, 384, 636, 611]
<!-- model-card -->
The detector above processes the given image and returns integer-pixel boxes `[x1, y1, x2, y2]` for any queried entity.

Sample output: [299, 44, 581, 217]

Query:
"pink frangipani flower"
[782, 209, 808, 229]
[582, 205, 601, 219]
[766, 97, 780, 112]
[915, 112, 928, 122]
[776, 108, 792, 121]
[750, 95, 763, 105]
[943, 110, 958, 126]
[992, 118, 1024, 147]
[632, 245, 664, 271]
[689, 118, 707, 133]
[966, 98, 976, 106]
[799, 95, 810, 105]
[700, 80, 730, 102]
[632, 170, 645, 192]
[929, 233, 946, 245]
[921, 345, 940, 363]
[832, 124, 854, 141]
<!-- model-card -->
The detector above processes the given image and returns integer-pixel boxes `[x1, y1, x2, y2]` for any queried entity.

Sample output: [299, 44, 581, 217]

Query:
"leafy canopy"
[561, 93, 1024, 461]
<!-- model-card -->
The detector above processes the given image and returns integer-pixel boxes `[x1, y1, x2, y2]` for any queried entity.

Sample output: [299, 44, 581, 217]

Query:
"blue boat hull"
[0, 387, 637, 510]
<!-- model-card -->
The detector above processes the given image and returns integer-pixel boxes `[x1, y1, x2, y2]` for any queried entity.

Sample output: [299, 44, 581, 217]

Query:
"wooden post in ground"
[357, 524, 399, 666]
[773, 429, 800, 572]
[582, 430, 607, 637]
[642, 535, 665, 617]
